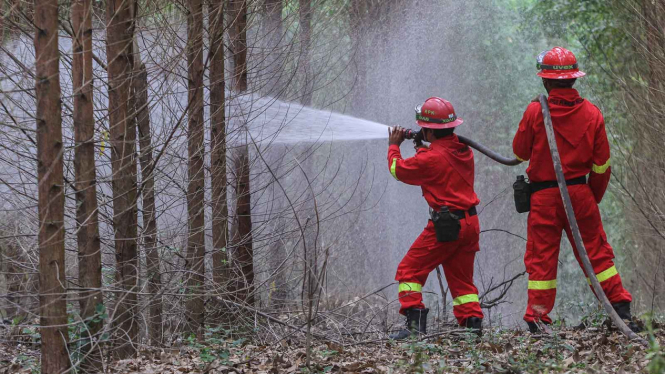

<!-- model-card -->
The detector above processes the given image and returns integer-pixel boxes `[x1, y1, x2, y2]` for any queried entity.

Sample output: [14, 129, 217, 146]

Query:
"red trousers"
[396, 214, 484, 326]
[525, 185, 632, 323]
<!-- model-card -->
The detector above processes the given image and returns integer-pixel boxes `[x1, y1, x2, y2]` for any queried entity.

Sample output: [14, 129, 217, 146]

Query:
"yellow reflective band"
[398, 282, 422, 293]
[592, 158, 611, 174]
[452, 294, 479, 306]
[514, 153, 527, 162]
[587, 265, 618, 284]
[390, 158, 399, 180]
[528, 279, 557, 290]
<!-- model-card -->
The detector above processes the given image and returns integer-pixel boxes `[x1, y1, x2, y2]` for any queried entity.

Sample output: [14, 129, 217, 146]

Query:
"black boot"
[527, 320, 552, 334]
[390, 308, 428, 340]
[465, 317, 483, 336]
[612, 302, 642, 333]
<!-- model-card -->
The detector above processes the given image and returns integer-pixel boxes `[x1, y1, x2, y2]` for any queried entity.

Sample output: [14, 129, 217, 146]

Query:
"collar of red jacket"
[546, 88, 589, 148]
[548, 88, 583, 106]
[430, 134, 459, 148]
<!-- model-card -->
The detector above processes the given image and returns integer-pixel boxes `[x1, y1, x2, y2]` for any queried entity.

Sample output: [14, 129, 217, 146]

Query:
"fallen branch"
[480, 271, 526, 309]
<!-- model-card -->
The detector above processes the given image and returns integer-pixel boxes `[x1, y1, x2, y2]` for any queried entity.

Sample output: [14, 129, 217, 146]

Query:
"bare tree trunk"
[72, 0, 103, 369]
[233, 150, 254, 304]
[229, 0, 248, 92]
[299, 0, 312, 105]
[185, 0, 206, 337]
[106, 0, 138, 358]
[34, 0, 70, 369]
[229, 0, 253, 304]
[209, 0, 228, 291]
[263, 0, 284, 97]
[133, 62, 163, 346]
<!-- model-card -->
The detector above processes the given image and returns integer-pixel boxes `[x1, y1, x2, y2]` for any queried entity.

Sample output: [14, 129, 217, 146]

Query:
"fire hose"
[404, 129, 522, 166]
[458, 135, 522, 166]
[537, 94, 644, 343]
[403, 98, 645, 342]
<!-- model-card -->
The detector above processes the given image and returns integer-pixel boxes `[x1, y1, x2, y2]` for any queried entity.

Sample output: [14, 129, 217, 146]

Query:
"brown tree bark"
[72, 0, 103, 369]
[209, 0, 228, 290]
[34, 0, 70, 370]
[299, 0, 312, 105]
[106, 0, 138, 358]
[263, 0, 284, 96]
[185, 0, 206, 337]
[133, 62, 163, 346]
[229, 0, 253, 305]
[233, 149, 254, 304]
[229, 0, 248, 92]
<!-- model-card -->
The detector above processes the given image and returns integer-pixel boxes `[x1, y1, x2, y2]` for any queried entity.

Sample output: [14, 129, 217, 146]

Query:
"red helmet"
[537, 47, 586, 79]
[415, 97, 463, 129]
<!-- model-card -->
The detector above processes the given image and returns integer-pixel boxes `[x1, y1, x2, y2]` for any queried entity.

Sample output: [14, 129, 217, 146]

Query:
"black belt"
[451, 206, 477, 218]
[430, 206, 477, 219]
[530, 176, 587, 194]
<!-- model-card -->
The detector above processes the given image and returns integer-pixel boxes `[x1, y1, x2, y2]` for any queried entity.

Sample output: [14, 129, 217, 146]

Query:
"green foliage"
[644, 316, 665, 374]
[15, 353, 39, 374]
[397, 337, 431, 373]
[185, 326, 234, 366]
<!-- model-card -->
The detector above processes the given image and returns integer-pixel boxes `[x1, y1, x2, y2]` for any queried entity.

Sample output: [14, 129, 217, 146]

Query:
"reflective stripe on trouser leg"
[528, 279, 557, 290]
[398, 282, 424, 314]
[452, 294, 479, 306]
[526, 278, 557, 324]
[584, 265, 631, 303]
[586, 265, 618, 284]
[399, 282, 422, 293]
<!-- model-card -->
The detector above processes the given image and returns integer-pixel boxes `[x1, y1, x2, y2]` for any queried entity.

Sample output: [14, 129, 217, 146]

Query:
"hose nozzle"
[404, 129, 424, 143]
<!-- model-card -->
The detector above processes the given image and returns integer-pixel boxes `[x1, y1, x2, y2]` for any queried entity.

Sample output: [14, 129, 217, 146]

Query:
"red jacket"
[513, 88, 611, 203]
[388, 135, 480, 211]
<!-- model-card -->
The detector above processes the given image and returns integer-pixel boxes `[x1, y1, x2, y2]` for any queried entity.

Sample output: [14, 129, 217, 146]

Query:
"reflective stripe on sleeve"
[514, 153, 527, 162]
[586, 265, 618, 284]
[398, 282, 422, 293]
[592, 158, 611, 174]
[528, 279, 557, 290]
[390, 158, 399, 180]
[452, 294, 479, 306]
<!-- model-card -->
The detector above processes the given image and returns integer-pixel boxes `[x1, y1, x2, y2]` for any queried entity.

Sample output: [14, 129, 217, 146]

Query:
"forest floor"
[2, 321, 664, 374]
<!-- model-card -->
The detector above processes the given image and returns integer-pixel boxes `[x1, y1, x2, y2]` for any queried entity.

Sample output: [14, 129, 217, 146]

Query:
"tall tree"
[133, 58, 163, 345]
[232, 148, 254, 304]
[106, 0, 138, 358]
[263, 0, 284, 97]
[299, 0, 312, 105]
[209, 0, 228, 291]
[34, 0, 70, 370]
[185, 0, 206, 336]
[229, 0, 253, 304]
[72, 0, 103, 369]
[229, 0, 248, 92]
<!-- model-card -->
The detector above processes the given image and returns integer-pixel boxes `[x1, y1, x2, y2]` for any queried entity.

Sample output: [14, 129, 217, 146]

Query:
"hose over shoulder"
[457, 135, 522, 166]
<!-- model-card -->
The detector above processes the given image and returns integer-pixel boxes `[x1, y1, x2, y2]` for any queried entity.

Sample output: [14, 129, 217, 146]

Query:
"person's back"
[387, 97, 484, 340]
[512, 47, 638, 334]
[514, 88, 610, 203]
[391, 133, 479, 211]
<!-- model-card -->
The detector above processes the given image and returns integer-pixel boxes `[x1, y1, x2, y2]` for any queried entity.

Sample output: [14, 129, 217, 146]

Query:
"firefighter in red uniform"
[388, 97, 484, 340]
[513, 47, 639, 333]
